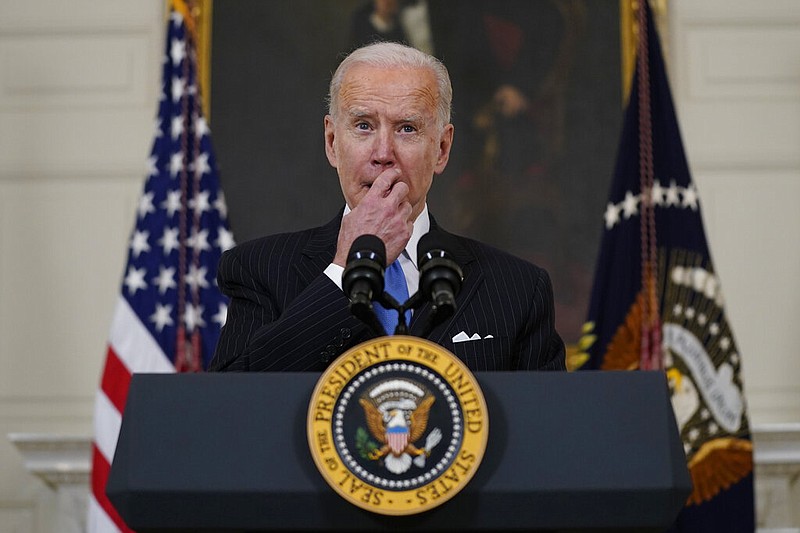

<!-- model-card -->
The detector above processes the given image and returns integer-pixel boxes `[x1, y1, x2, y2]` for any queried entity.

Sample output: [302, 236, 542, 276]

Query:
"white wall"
[668, 0, 800, 425]
[0, 1, 798, 531]
[0, 1, 162, 530]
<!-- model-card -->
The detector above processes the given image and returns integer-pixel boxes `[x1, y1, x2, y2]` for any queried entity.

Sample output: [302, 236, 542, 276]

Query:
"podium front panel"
[107, 371, 690, 531]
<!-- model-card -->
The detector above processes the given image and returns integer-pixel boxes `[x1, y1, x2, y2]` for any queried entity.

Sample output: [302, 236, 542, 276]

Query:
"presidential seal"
[307, 336, 488, 515]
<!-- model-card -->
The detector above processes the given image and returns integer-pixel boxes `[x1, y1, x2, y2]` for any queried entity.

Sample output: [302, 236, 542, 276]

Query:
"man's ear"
[434, 124, 455, 174]
[324, 115, 337, 168]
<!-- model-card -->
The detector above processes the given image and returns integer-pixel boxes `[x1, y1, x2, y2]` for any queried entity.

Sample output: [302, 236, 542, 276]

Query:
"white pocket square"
[452, 331, 494, 343]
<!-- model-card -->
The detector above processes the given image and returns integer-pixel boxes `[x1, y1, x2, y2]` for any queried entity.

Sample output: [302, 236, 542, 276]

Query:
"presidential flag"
[88, 2, 233, 531]
[577, 2, 754, 530]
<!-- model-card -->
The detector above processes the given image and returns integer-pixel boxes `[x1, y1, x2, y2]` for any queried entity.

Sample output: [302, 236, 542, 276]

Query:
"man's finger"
[386, 180, 410, 205]
[369, 168, 402, 198]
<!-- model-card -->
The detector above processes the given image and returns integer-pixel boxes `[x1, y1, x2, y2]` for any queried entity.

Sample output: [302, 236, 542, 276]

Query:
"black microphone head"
[417, 230, 451, 263]
[343, 234, 386, 301]
[348, 234, 386, 266]
[418, 230, 463, 299]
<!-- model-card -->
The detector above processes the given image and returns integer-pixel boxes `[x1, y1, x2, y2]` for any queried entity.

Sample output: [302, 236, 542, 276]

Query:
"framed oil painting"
[204, 0, 642, 347]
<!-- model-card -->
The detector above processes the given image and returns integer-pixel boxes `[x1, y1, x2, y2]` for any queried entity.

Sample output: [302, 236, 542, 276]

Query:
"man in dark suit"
[209, 42, 565, 372]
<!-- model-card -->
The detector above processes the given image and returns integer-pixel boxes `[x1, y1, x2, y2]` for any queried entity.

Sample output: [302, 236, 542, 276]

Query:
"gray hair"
[328, 42, 452, 129]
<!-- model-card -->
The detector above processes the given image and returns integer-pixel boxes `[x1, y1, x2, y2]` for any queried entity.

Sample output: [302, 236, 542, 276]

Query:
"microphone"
[417, 231, 464, 324]
[342, 234, 387, 335]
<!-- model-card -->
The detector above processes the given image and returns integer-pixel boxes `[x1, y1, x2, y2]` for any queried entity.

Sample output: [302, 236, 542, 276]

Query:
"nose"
[371, 129, 395, 168]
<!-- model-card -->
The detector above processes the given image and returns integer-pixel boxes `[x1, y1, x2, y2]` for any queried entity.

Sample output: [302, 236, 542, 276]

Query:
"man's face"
[324, 64, 454, 221]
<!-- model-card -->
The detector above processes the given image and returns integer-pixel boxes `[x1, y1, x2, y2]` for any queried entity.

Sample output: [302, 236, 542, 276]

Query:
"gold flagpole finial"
[169, 0, 213, 122]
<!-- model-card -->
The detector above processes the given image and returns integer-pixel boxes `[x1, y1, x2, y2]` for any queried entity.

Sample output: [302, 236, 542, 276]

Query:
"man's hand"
[333, 168, 413, 267]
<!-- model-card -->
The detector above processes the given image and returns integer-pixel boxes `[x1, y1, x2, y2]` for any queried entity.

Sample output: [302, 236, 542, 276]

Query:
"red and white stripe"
[88, 297, 174, 532]
[388, 431, 409, 455]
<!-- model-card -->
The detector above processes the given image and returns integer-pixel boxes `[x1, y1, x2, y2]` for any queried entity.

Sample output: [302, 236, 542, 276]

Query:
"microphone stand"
[376, 291, 449, 336]
[376, 292, 424, 335]
[350, 296, 390, 337]
[350, 288, 424, 337]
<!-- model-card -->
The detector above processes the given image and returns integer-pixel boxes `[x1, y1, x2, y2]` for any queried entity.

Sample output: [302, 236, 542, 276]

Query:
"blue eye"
[402, 125, 416, 133]
[356, 122, 370, 130]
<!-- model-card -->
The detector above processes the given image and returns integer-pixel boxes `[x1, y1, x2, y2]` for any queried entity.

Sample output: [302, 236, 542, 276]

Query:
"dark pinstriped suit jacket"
[208, 214, 565, 372]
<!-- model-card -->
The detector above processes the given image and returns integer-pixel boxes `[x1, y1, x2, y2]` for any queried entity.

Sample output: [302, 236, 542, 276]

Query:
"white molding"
[0, 170, 146, 183]
[670, 2, 800, 169]
[684, 23, 800, 101]
[8, 434, 90, 487]
[753, 424, 800, 465]
[753, 424, 800, 529]
[673, 0, 800, 23]
[8, 434, 91, 533]
[0, 0, 161, 31]
[0, 30, 151, 110]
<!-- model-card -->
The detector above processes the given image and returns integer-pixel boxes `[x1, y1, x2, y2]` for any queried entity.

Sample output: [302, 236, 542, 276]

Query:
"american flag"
[88, 3, 233, 531]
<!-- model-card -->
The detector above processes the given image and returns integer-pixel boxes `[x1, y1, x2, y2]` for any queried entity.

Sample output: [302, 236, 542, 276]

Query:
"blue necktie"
[374, 260, 411, 335]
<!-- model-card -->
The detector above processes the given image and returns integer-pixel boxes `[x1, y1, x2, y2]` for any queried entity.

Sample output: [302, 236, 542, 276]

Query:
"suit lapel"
[294, 212, 341, 285]
[409, 228, 484, 344]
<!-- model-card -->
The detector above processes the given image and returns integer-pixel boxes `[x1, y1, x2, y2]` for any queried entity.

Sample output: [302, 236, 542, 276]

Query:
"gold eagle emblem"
[359, 394, 442, 474]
